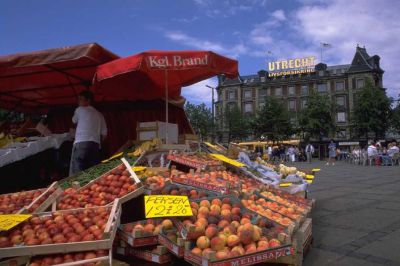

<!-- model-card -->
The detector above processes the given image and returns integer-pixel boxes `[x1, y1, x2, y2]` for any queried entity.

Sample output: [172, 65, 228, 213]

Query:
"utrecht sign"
[268, 56, 316, 77]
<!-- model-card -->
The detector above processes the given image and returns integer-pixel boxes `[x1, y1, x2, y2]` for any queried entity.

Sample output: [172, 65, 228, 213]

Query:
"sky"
[1, 0, 399, 106]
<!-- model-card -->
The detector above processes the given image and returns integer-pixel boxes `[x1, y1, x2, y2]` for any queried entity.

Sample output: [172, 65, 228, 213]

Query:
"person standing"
[69, 91, 107, 175]
[267, 146, 272, 161]
[327, 139, 336, 166]
[288, 146, 296, 163]
[305, 143, 314, 163]
[367, 142, 378, 165]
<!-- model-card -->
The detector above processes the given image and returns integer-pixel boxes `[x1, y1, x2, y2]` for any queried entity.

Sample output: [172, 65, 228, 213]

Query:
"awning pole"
[165, 69, 169, 144]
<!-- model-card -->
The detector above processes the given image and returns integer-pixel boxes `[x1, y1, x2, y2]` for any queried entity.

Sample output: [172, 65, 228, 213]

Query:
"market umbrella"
[0, 43, 119, 113]
[94, 50, 238, 143]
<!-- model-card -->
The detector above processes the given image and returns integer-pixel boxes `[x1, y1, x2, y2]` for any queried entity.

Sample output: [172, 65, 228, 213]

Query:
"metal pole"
[320, 45, 323, 63]
[165, 69, 169, 144]
[212, 86, 215, 142]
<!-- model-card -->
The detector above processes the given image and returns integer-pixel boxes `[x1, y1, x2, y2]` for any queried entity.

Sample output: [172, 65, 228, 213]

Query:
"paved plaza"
[296, 160, 400, 266]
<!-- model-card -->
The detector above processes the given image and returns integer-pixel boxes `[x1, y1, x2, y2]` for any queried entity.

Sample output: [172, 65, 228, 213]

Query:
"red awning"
[94, 50, 238, 101]
[0, 43, 119, 113]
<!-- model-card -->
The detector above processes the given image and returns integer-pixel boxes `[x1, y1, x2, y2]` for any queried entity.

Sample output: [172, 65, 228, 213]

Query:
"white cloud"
[172, 16, 199, 23]
[271, 10, 286, 21]
[182, 78, 218, 106]
[164, 31, 247, 58]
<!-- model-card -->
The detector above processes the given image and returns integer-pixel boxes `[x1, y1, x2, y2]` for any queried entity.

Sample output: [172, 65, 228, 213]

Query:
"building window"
[244, 102, 253, 113]
[228, 90, 236, 100]
[244, 90, 252, 99]
[337, 130, 346, 138]
[335, 81, 344, 91]
[259, 89, 267, 98]
[337, 112, 346, 122]
[301, 98, 308, 109]
[356, 78, 365, 89]
[301, 85, 308, 95]
[275, 87, 282, 96]
[288, 99, 296, 110]
[258, 101, 265, 110]
[288, 86, 296, 96]
[317, 83, 327, 92]
[336, 96, 345, 106]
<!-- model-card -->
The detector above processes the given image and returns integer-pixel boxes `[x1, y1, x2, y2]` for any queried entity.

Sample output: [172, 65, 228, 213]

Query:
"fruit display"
[129, 138, 162, 157]
[158, 222, 187, 257]
[0, 183, 59, 214]
[168, 153, 221, 169]
[144, 175, 168, 192]
[172, 171, 239, 191]
[182, 197, 286, 261]
[241, 197, 295, 228]
[122, 219, 164, 238]
[116, 245, 172, 264]
[260, 191, 309, 214]
[266, 187, 311, 206]
[158, 184, 217, 199]
[57, 164, 141, 210]
[28, 249, 109, 266]
[0, 203, 119, 259]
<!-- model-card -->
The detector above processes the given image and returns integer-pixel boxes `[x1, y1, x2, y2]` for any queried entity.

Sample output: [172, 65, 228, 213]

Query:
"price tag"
[312, 168, 321, 172]
[279, 183, 292, 187]
[144, 195, 193, 218]
[209, 154, 245, 167]
[0, 214, 32, 231]
[306, 180, 313, 184]
[305, 175, 314, 180]
[132, 166, 147, 172]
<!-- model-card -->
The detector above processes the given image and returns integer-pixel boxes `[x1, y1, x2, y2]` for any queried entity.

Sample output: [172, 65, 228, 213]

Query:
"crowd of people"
[349, 140, 399, 166]
[263, 143, 315, 164]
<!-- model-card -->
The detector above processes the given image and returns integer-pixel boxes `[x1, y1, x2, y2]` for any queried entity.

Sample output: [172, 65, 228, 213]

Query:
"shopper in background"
[327, 139, 336, 166]
[69, 90, 107, 175]
[305, 143, 315, 163]
[367, 142, 378, 165]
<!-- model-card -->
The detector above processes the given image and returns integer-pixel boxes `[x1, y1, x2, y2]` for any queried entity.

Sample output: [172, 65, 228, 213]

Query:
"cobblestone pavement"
[293, 160, 400, 266]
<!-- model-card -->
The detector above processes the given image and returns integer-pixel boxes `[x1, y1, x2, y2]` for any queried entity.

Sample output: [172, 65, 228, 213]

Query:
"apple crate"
[26, 250, 111, 266]
[118, 219, 163, 248]
[184, 243, 294, 266]
[258, 190, 311, 216]
[0, 199, 121, 259]
[115, 245, 172, 264]
[293, 218, 312, 256]
[55, 158, 144, 210]
[0, 182, 61, 215]
[147, 182, 219, 200]
[170, 174, 231, 195]
[157, 227, 188, 258]
[0, 256, 29, 266]
[266, 187, 313, 207]
[167, 153, 221, 171]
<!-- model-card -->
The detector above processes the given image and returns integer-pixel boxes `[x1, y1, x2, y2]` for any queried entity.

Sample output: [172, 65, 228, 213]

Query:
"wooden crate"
[0, 200, 121, 259]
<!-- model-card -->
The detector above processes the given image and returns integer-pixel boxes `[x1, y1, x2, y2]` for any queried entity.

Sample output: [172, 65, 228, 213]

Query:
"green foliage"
[392, 97, 400, 134]
[351, 80, 392, 138]
[184, 102, 213, 140]
[298, 89, 335, 140]
[224, 105, 252, 142]
[253, 97, 293, 141]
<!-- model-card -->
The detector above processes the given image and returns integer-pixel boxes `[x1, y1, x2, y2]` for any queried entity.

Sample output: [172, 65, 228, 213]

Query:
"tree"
[298, 89, 335, 140]
[224, 105, 251, 143]
[351, 80, 392, 139]
[253, 97, 293, 141]
[390, 95, 400, 134]
[184, 102, 213, 141]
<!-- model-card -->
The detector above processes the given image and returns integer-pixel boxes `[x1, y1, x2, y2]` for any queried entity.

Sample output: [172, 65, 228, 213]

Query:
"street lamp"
[206, 85, 215, 142]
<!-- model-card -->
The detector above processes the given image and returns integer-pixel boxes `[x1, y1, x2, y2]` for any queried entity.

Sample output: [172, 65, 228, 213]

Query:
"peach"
[257, 240, 269, 251]
[230, 245, 245, 256]
[210, 205, 221, 213]
[134, 224, 144, 231]
[196, 236, 210, 249]
[218, 220, 230, 228]
[200, 200, 211, 208]
[222, 198, 231, 204]
[209, 209, 220, 217]
[211, 199, 222, 206]
[194, 223, 205, 234]
[223, 225, 236, 236]
[191, 247, 202, 256]
[231, 221, 240, 228]
[144, 224, 155, 233]
[269, 238, 281, 247]
[205, 226, 218, 239]
[202, 247, 213, 257]
[210, 236, 226, 251]
[239, 229, 253, 245]
[161, 219, 173, 230]
[197, 217, 208, 227]
[190, 202, 199, 210]
[198, 206, 209, 216]
[221, 209, 231, 217]
[231, 207, 241, 215]
[215, 250, 229, 260]
[240, 218, 251, 225]
[252, 226, 261, 242]
[245, 243, 257, 254]
[226, 234, 240, 247]
[221, 204, 231, 211]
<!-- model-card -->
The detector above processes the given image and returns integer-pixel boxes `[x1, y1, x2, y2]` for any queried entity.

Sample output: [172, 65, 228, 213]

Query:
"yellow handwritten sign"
[312, 168, 321, 172]
[144, 195, 193, 218]
[0, 214, 32, 231]
[279, 183, 293, 187]
[209, 154, 245, 167]
[306, 180, 313, 184]
[305, 175, 314, 180]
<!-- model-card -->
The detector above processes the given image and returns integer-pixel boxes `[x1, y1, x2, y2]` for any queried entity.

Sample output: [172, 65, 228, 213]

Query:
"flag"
[321, 43, 332, 48]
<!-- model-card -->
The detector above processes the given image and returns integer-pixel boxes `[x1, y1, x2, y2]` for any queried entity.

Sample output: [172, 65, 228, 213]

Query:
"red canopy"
[94, 50, 238, 101]
[0, 43, 119, 113]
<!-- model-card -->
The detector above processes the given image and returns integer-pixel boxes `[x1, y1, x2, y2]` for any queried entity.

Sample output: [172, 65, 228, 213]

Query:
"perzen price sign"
[0, 214, 32, 231]
[144, 195, 193, 218]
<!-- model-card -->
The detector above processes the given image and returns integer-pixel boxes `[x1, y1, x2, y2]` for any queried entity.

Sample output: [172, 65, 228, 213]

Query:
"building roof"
[348, 46, 384, 73]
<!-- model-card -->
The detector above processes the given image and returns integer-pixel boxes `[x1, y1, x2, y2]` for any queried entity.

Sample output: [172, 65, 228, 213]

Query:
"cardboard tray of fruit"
[0, 182, 62, 215]
[0, 199, 121, 259]
[26, 250, 110, 266]
[257, 191, 311, 216]
[157, 225, 188, 258]
[118, 219, 164, 247]
[265, 187, 313, 207]
[184, 243, 294, 266]
[167, 153, 222, 170]
[115, 245, 172, 264]
[0, 256, 30, 266]
[147, 183, 219, 200]
[56, 158, 144, 210]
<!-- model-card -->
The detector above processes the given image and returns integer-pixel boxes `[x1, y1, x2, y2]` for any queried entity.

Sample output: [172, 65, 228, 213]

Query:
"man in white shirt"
[388, 142, 399, 157]
[69, 91, 107, 175]
[367, 143, 378, 158]
[305, 143, 314, 163]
